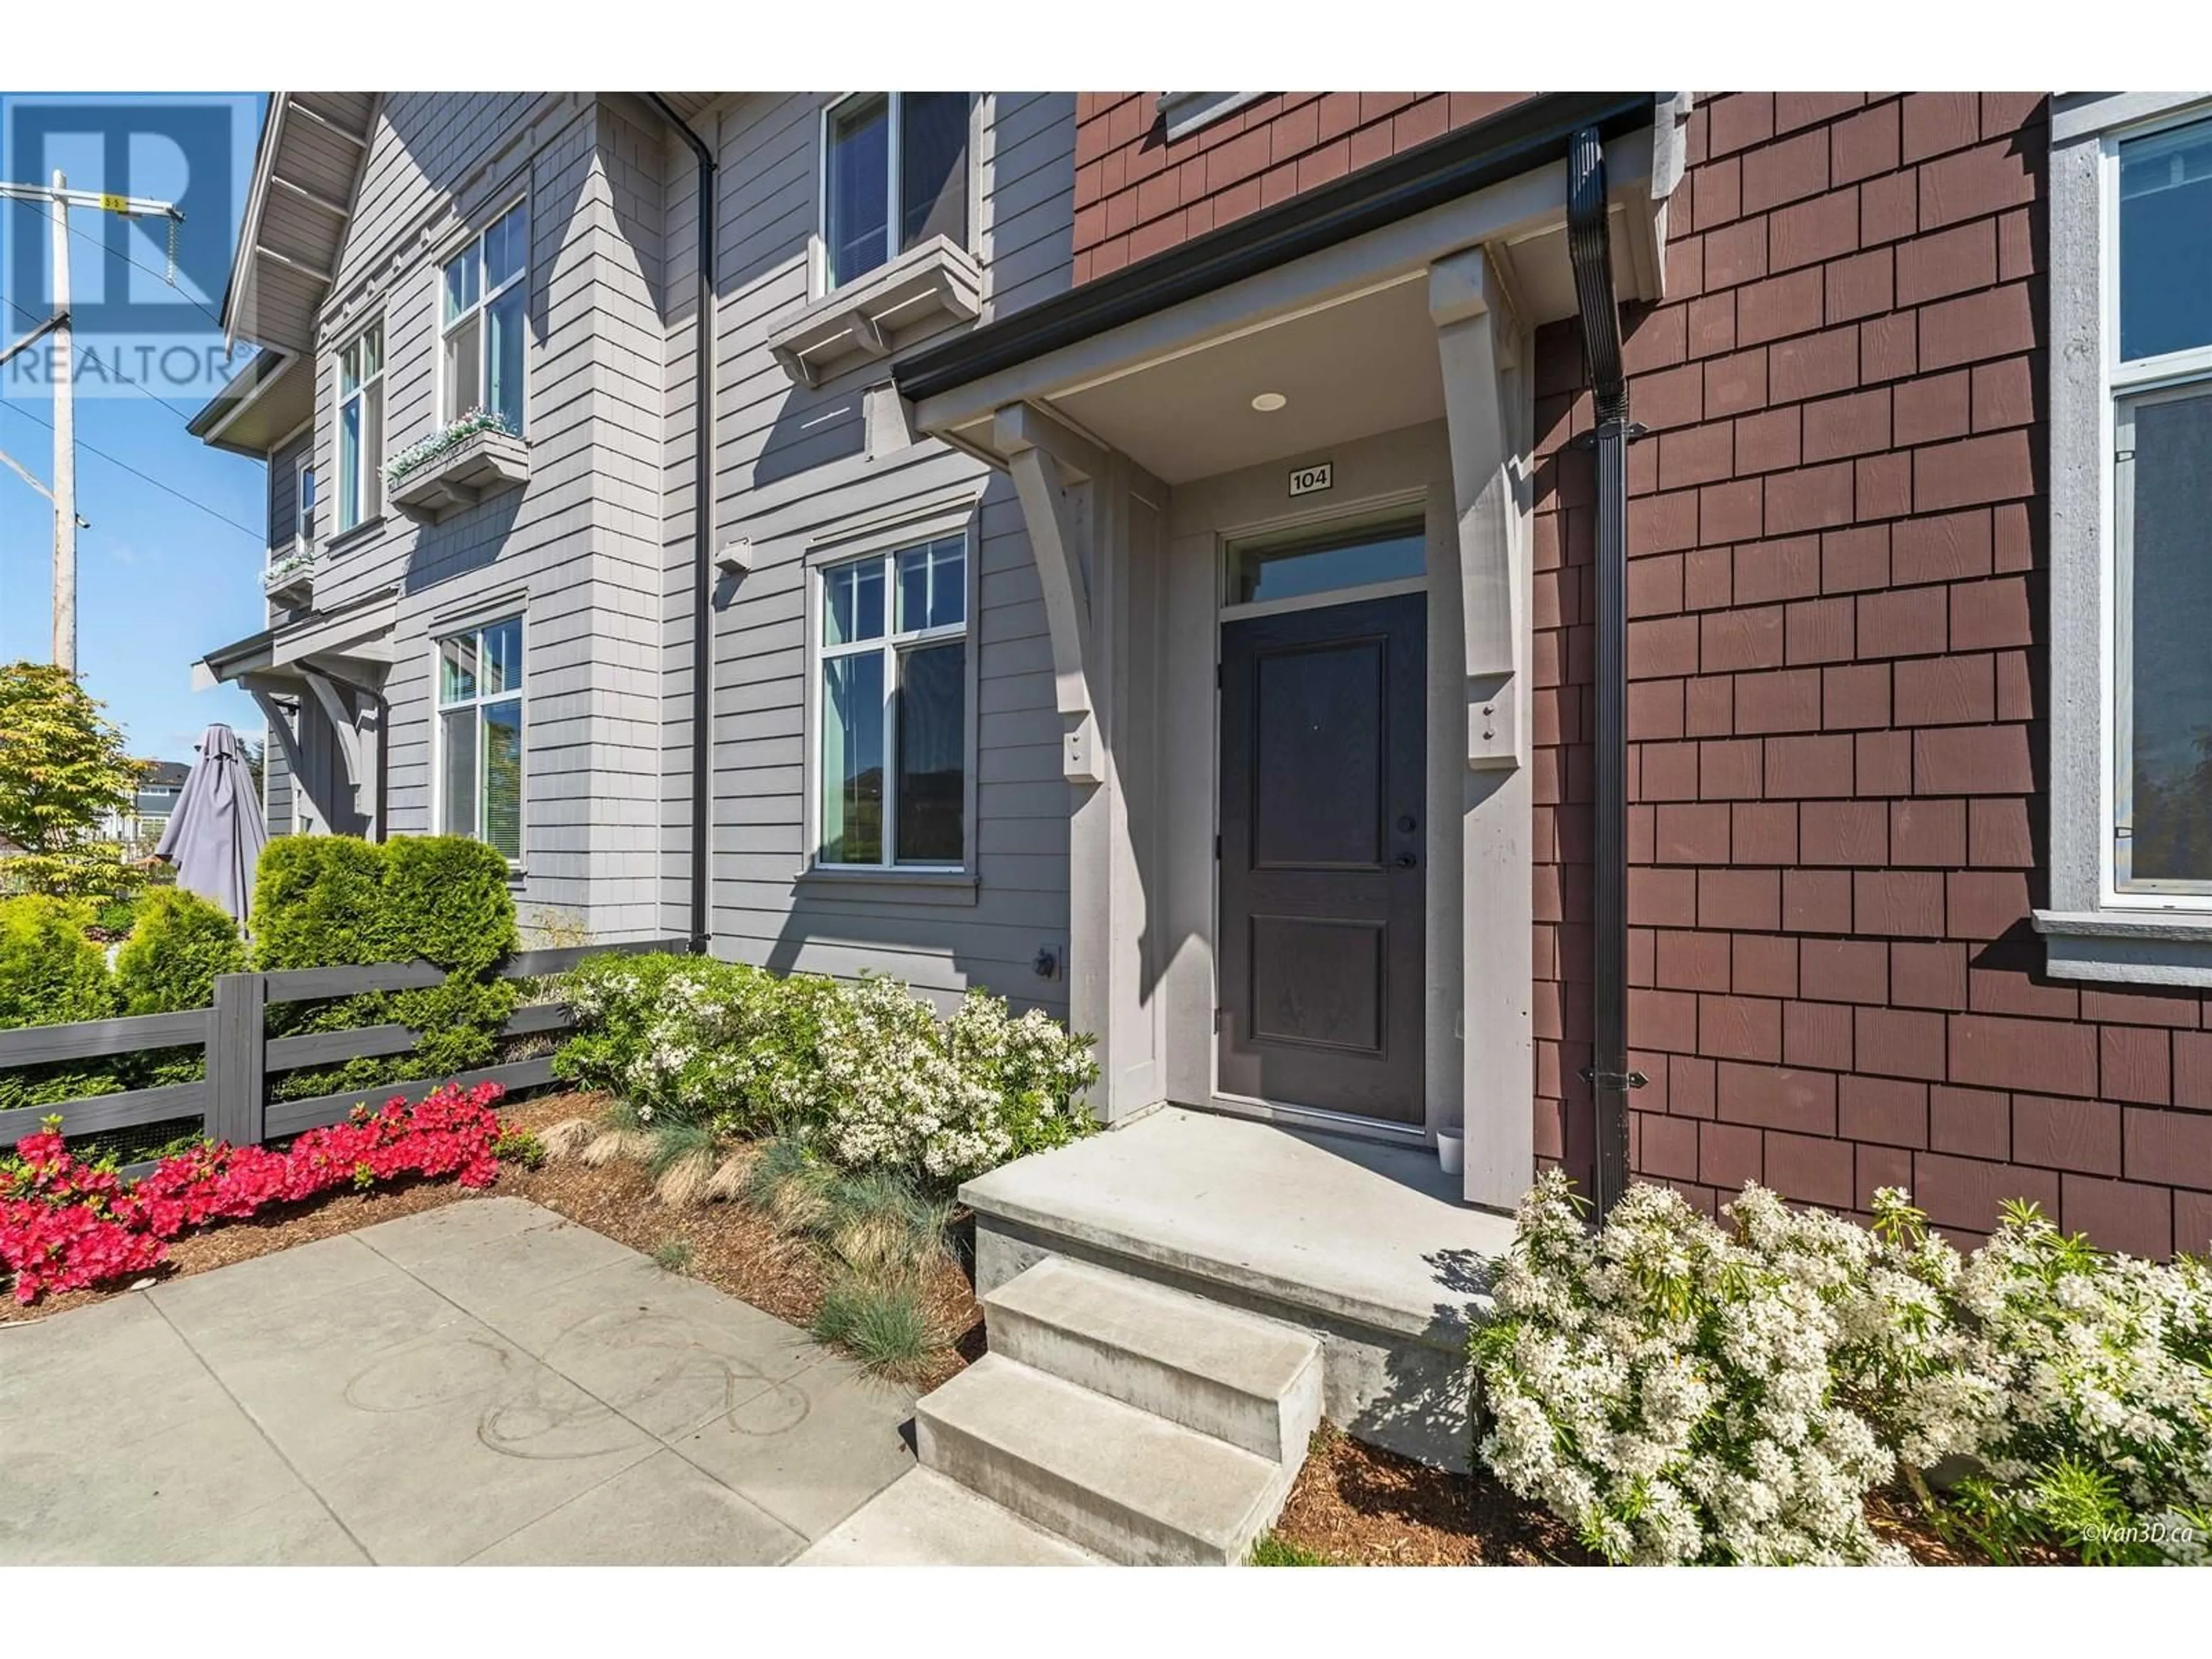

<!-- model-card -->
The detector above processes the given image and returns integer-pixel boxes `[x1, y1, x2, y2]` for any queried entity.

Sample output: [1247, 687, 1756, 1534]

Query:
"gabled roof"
[221, 92, 378, 354]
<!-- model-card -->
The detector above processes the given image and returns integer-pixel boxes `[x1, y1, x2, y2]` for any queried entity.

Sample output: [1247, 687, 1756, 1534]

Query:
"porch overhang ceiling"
[221, 92, 377, 355]
[899, 93, 1681, 483]
[186, 348, 312, 457]
[191, 588, 398, 694]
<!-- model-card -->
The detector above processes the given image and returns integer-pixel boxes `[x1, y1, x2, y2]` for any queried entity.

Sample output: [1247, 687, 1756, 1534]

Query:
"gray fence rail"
[0, 937, 685, 1152]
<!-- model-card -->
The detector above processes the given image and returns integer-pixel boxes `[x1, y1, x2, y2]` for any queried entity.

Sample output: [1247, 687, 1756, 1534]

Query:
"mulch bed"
[1, 1088, 984, 1389]
[1268, 1426, 1595, 1565]
[1267, 1426, 2061, 1565]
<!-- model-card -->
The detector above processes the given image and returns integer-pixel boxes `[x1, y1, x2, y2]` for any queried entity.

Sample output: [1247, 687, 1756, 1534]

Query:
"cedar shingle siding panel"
[1068, 93, 1539, 281]
[1540, 93, 2212, 1253]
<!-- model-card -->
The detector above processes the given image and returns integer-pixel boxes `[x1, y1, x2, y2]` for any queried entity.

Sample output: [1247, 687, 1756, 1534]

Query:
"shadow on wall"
[1346, 1246, 1498, 1478]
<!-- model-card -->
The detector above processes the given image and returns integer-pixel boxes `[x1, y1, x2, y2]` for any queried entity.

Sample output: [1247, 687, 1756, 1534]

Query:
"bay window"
[441, 199, 529, 434]
[822, 93, 970, 290]
[335, 321, 382, 533]
[437, 618, 525, 863]
[817, 535, 968, 868]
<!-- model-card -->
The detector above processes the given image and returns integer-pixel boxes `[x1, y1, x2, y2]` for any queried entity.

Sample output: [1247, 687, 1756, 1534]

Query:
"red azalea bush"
[0, 1080, 506, 1304]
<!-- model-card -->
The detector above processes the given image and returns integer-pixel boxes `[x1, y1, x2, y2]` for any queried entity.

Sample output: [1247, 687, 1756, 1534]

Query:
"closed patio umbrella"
[153, 724, 267, 923]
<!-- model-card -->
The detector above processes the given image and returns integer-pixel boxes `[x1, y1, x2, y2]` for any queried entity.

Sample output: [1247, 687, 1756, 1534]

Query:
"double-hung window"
[437, 618, 525, 863]
[817, 536, 967, 868]
[822, 93, 970, 290]
[2108, 115, 2212, 899]
[441, 200, 529, 435]
[294, 457, 316, 554]
[335, 321, 382, 533]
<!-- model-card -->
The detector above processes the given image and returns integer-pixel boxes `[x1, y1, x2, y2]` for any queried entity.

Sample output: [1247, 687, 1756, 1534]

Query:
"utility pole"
[0, 173, 183, 675]
[49, 170, 73, 673]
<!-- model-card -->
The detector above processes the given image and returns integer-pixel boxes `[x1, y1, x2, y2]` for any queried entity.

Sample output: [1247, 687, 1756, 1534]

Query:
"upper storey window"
[823, 93, 969, 290]
[442, 199, 529, 435]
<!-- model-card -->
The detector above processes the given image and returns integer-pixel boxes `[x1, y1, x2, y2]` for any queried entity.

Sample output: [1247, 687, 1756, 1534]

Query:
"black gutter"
[649, 94, 718, 958]
[1566, 126, 1644, 1218]
[896, 92, 1655, 405]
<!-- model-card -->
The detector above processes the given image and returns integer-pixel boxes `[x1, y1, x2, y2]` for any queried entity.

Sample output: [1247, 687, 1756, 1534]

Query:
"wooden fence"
[0, 938, 686, 1158]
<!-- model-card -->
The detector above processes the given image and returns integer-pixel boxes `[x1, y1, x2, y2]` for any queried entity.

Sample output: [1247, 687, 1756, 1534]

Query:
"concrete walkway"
[0, 1198, 928, 1565]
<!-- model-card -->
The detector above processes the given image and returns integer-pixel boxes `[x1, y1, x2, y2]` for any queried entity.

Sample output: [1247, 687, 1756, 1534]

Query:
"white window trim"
[815, 92, 978, 297]
[2037, 92, 2212, 984]
[1157, 92, 1266, 143]
[800, 501, 982, 885]
[430, 615, 527, 869]
[437, 196, 531, 436]
[333, 316, 384, 536]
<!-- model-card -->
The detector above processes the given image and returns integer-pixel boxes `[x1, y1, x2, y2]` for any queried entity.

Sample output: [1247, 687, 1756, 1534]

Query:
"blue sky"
[0, 91, 267, 762]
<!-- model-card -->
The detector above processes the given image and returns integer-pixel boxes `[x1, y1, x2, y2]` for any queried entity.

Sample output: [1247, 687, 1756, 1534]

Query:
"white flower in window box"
[262, 546, 316, 603]
[384, 407, 531, 524]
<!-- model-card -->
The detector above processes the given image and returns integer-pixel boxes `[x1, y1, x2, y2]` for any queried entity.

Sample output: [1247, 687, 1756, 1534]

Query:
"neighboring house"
[186, 90, 2212, 1281]
[98, 759, 190, 849]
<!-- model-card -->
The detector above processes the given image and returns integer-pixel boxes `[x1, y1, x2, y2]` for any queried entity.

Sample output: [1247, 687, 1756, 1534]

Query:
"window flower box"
[385, 410, 530, 524]
[769, 235, 984, 388]
[263, 548, 316, 605]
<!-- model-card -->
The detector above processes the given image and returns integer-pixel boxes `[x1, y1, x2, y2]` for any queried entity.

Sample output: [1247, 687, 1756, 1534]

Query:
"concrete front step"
[983, 1255, 1323, 1464]
[793, 1470, 1104, 1566]
[915, 1353, 1293, 1566]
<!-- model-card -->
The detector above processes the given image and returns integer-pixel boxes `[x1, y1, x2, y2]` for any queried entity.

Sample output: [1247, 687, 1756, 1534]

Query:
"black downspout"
[648, 94, 717, 959]
[1566, 126, 1646, 1218]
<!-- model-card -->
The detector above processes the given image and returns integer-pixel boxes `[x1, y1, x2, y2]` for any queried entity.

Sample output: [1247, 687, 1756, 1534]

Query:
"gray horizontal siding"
[689, 92, 1071, 1013]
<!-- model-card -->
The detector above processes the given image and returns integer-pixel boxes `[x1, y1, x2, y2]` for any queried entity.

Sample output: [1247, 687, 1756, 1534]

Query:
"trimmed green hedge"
[0, 895, 119, 1111]
[255, 834, 518, 1100]
[0, 836, 523, 1121]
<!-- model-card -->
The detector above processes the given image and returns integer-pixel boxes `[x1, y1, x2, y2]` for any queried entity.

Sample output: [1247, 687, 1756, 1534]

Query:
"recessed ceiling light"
[1250, 391, 1287, 412]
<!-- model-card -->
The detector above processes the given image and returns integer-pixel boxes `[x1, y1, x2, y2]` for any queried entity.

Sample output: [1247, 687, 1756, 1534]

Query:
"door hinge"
[1580, 1066, 1650, 1092]
[1214, 832, 1222, 861]
[1215, 661, 1224, 690]
[1213, 1007, 1224, 1033]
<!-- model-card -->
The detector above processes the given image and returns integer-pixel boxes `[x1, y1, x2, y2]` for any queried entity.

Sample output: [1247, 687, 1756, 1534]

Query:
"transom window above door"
[441, 200, 529, 435]
[822, 92, 971, 290]
[1225, 516, 1428, 609]
[817, 535, 968, 869]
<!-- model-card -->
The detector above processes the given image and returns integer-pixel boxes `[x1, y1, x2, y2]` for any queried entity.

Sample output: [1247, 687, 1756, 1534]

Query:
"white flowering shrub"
[1472, 1172, 2212, 1566]
[556, 955, 1096, 1184]
[1471, 1171, 1904, 1564]
[1932, 1199, 2212, 1562]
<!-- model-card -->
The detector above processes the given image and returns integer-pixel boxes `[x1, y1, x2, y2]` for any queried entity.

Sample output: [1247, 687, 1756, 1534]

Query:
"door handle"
[1393, 853, 1417, 868]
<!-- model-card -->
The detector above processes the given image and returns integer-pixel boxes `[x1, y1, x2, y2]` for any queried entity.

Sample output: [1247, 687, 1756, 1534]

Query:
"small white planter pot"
[1435, 1130, 1464, 1176]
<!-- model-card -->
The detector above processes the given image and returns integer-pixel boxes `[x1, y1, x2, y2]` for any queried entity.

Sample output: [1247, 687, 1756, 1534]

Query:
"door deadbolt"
[1396, 815, 1418, 833]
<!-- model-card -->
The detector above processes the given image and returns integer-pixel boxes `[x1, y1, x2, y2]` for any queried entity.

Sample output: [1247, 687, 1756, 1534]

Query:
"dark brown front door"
[1217, 592, 1425, 1124]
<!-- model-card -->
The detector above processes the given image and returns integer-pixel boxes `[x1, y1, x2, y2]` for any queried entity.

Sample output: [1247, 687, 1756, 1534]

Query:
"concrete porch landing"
[960, 1107, 1516, 1472]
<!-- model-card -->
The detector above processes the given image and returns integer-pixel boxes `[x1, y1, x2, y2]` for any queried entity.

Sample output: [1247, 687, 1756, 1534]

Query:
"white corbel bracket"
[996, 400, 1108, 785]
[1430, 247, 1526, 772]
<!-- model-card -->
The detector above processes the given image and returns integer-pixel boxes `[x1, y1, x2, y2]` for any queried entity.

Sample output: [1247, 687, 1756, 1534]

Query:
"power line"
[2, 291, 206, 421]
[0, 397, 260, 541]
[59, 214, 227, 332]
